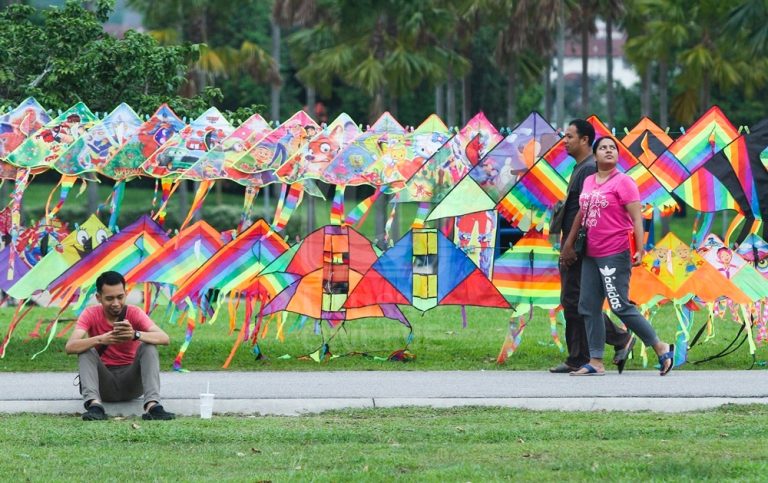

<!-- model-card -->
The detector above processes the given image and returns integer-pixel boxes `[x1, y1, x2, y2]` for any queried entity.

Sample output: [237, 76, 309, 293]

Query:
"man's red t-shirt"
[75, 305, 154, 366]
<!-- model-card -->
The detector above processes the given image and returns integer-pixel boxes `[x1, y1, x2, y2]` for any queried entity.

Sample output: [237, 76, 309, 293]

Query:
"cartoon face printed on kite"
[75, 226, 109, 258]
[14, 220, 69, 266]
[736, 235, 768, 278]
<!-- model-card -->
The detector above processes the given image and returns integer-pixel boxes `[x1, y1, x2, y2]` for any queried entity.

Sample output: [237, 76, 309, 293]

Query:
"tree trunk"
[371, 87, 385, 123]
[390, 95, 398, 118]
[461, 74, 471, 125]
[306, 194, 315, 233]
[506, 63, 517, 127]
[700, 71, 711, 115]
[306, 85, 316, 120]
[543, 58, 552, 121]
[435, 84, 445, 118]
[446, 66, 456, 128]
[641, 66, 652, 117]
[178, 180, 189, 227]
[606, 15, 614, 127]
[374, 194, 387, 250]
[390, 195, 400, 242]
[659, 59, 669, 127]
[555, 9, 565, 129]
[580, 24, 589, 113]
[192, 181, 202, 222]
[87, 181, 99, 214]
[270, 21, 281, 122]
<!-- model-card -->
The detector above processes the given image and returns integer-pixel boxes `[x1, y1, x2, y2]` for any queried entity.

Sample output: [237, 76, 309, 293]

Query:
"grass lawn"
[1, 304, 764, 372]
[2, 183, 762, 372]
[1, 405, 767, 481]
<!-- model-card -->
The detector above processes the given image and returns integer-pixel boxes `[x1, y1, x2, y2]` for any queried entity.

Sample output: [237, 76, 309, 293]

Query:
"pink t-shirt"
[578, 172, 639, 258]
[75, 305, 154, 366]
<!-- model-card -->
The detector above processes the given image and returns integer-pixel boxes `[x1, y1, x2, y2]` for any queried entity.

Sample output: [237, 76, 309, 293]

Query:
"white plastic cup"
[200, 393, 214, 419]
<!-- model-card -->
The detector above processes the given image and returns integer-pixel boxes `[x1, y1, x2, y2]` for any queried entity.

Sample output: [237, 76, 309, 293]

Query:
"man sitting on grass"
[65, 270, 175, 421]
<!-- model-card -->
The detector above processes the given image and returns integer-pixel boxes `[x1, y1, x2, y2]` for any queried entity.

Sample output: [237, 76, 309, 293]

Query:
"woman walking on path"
[560, 136, 674, 376]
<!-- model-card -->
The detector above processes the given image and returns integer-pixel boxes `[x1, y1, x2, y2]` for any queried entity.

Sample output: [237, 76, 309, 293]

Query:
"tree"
[0, 0, 217, 116]
[286, 0, 467, 123]
[568, 0, 598, 113]
[493, 0, 561, 126]
[600, 0, 625, 127]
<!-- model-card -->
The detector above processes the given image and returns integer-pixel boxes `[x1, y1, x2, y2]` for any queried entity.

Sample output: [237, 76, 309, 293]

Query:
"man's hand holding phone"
[110, 320, 133, 343]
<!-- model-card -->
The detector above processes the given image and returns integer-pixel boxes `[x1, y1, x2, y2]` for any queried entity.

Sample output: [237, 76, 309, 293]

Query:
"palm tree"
[493, 0, 562, 126]
[600, 0, 625, 127]
[568, 0, 598, 114]
[287, 0, 466, 123]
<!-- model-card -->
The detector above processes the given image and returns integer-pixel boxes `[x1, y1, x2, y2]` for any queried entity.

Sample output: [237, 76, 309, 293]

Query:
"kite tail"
[45, 175, 78, 222]
[287, 315, 310, 335]
[153, 178, 178, 226]
[724, 213, 745, 246]
[496, 313, 528, 364]
[461, 305, 467, 328]
[272, 183, 303, 232]
[30, 303, 71, 360]
[691, 212, 715, 247]
[345, 188, 382, 228]
[384, 202, 397, 246]
[178, 180, 214, 236]
[330, 185, 345, 225]
[108, 179, 126, 232]
[411, 201, 431, 229]
[673, 304, 692, 367]
[172, 315, 196, 371]
[550, 309, 564, 352]
[238, 186, 260, 233]
[0, 299, 33, 358]
[741, 304, 757, 356]
[8, 168, 31, 280]
[222, 314, 249, 369]
[276, 312, 287, 342]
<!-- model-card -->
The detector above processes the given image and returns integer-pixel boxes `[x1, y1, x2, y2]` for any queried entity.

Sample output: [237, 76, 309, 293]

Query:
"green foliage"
[0, 0, 211, 115]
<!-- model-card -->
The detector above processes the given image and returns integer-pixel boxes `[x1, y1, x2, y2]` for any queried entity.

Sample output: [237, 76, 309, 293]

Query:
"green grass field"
[1, 405, 767, 481]
[1, 304, 764, 372]
[1, 182, 761, 372]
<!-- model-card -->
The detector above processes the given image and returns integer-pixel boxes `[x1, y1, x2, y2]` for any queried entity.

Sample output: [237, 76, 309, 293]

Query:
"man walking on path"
[65, 271, 175, 421]
[550, 120, 634, 373]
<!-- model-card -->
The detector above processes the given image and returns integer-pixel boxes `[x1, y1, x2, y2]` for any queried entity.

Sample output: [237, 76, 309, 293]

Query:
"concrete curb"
[3, 396, 767, 416]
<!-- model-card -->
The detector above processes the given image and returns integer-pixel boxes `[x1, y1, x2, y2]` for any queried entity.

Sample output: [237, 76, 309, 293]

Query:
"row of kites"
[1, 97, 767, 368]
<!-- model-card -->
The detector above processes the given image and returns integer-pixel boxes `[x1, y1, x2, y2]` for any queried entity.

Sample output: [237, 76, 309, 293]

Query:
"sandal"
[658, 344, 675, 376]
[614, 334, 636, 375]
[569, 363, 605, 376]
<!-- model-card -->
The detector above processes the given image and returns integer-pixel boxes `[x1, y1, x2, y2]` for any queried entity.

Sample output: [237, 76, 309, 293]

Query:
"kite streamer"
[411, 202, 431, 229]
[330, 185, 345, 225]
[238, 186, 260, 233]
[344, 188, 382, 227]
[108, 180, 126, 232]
[272, 183, 303, 232]
[178, 180, 214, 235]
[45, 175, 78, 221]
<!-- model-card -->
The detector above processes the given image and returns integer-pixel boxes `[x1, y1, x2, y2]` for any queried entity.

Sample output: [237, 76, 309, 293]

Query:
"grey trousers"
[578, 250, 660, 359]
[78, 343, 161, 407]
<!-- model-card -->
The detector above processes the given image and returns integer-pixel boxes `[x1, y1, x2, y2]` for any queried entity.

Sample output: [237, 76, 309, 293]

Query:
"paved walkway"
[1, 370, 766, 416]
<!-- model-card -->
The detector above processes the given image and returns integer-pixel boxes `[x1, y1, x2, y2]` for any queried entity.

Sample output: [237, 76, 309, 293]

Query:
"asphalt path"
[1, 370, 766, 416]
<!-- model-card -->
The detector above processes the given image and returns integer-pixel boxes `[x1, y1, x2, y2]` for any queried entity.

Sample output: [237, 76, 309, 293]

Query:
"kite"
[345, 227, 508, 314]
[259, 225, 411, 341]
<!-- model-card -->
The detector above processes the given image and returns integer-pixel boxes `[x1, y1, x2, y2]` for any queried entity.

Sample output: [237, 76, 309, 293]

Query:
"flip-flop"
[569, 363, 605, 376]
[614, 335, 636, 375]
[549, 363, 579, 373]
[658, 344, 675, 376]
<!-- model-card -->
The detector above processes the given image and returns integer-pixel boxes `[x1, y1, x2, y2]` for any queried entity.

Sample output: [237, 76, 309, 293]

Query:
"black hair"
[592, 136, 618, 155]
[96, 271, 125, 293]
[568, 119, 595, 146]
